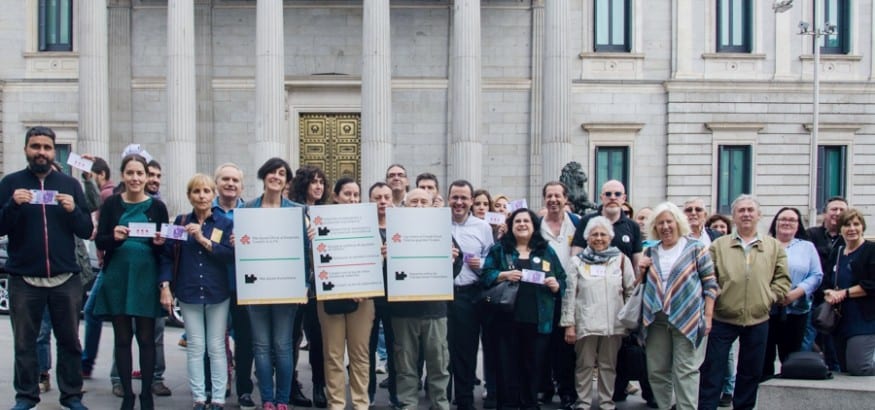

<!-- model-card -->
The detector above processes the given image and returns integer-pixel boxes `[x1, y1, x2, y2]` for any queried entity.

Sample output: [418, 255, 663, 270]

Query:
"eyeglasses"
[778, 218, 799, 223]
[387, 172, 407, 179]
[602, 191, 624, 198]
[685, 207, 705, 213]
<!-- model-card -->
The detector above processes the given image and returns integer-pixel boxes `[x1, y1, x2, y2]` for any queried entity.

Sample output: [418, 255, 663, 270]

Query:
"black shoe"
[140, 393, 154, 410]
[120, 395, 135, 410]
[645, 401, 659, 409]
[312, 385, 327, 408]
[483, 394, 497, 409]
[379, 377, 390, 389]
[538, 390, 554, 404]
[718, 393, 733, 407]
[559, 395, 576, 410]
[291, 385, 312, 407]
[612, 394, 627, 403]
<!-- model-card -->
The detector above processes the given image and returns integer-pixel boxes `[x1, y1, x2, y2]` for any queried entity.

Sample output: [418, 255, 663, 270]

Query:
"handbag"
[481, 253, 520, 312]
[813, 246, 843, 334]
[323, 299, 359, 315]
[779, 351, 832, 380]
[616, 336, 648, 381]
[617, 256, 642, 330]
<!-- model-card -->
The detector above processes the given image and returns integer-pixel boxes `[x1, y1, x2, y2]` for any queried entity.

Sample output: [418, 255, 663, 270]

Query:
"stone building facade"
[0, 0, 873, 231]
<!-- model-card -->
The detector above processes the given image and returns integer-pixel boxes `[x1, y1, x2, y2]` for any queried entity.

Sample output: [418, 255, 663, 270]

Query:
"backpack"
[779, 351, 832, 380]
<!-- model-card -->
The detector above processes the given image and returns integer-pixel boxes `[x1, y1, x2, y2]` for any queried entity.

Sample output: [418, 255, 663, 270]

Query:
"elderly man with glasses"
[683, 197, 723, 248]
[570, 180, 642, 267]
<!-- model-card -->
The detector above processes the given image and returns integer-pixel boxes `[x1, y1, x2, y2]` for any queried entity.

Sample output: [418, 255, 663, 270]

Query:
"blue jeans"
[81, 271, 104, 373]
[721, 339, 737, 395]
[37, 308, 52, 373]
[249, 304, 297, 405]
[699, 320, 768, 410]
[181, 298, 230, 404]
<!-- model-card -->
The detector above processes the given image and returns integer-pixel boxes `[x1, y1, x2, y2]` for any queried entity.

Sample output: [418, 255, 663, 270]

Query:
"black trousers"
[293, 297, 326, 388]
[369, 301, 397, 401]
[495, 318, 548, 409]
[9, 275, 84, 405]
[230, 292, 254, 396]
[763, 312, 808, 380]
[540, 304, 577, 401]
[448, 285, 482, 408]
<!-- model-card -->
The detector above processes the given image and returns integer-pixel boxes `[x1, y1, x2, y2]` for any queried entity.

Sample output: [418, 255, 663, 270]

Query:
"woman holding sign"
[316, 177, 375, 409]
[560, 216, 635, 410]
[481, 208, 565, 409]
[244, 157, 305, 410]
[94, 154, 169, 410]
[158, 174, 235, 410]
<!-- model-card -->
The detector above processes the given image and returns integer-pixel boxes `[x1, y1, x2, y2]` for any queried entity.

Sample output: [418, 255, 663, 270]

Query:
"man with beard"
[0, 126, 94, 410]
[447, 180, 494, 410]
[386, 164, 409, 207]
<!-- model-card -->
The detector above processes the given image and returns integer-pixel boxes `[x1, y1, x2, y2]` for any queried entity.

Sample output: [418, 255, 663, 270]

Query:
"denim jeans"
[721, 339, 738, 396]
[9, 275, 84, 405]
[699, 320, 768, 410]
[249, 303, 297, 405]
[81, 271, 104, 373]
[37, 307, 52, 373]
[110, 317, 167, 385]
[181, 298, 230, 404]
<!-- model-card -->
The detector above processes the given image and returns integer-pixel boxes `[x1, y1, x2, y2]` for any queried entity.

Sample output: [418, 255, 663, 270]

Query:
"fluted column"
[78, 0, 109, 160]
[528, 0, 545, 209]
[542, 0, 570, 184]
[673, 0, 694, 78]
[361, 0, 392, 187]
[254, 0, 286, 170]
[448, 0, 483, 187]
[166, 0, 197, 215]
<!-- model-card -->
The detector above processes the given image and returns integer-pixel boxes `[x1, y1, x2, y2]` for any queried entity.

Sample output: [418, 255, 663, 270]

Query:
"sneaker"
[262, 403, 276, 410]
[112, 384, 124, 397]
[625, 382, 640, 395]
[193, 403, 207, 410]
[276, 404, 289, 410]
[238, 393, 256, 410]
[375, 361, 387, 374]
[39, 372, 51, 393]
[209, 404, 224, 410]
[60, 397, 89, 410]
[11, 401, 37, 410]
[81, 369, 92, 380]
[152, 381, 173, 396]
[178, 338, 188, 347]
[718, 393, 733, 407]
[379, 377, 389, 389]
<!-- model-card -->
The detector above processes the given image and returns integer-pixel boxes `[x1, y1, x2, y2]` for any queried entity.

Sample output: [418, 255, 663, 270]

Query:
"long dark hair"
[290, 165, 328, 205]
[768, 207, 809, 240]
[499, 208, 548, 253]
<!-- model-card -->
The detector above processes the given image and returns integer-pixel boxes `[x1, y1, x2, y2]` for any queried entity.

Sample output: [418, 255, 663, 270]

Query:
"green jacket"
[709, 233, 791, 326]
[481, 243, 566, 334]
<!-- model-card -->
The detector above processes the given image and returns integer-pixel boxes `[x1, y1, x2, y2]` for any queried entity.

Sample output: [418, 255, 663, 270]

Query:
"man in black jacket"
[0, 126, 94, 410]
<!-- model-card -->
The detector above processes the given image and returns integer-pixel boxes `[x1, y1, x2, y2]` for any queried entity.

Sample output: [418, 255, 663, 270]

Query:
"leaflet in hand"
[29, 189, 58, 205]
[507, 199, 528, 212]
[128, 222, 157, 238]
[485, 212, 506, 225]
[160, 223, 188, 241]
[521, 269, 546, 285]
[66, 152, 94, 172]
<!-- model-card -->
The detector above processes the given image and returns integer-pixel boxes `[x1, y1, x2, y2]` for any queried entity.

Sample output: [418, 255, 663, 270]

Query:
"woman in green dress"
[94, 154, 169, 410]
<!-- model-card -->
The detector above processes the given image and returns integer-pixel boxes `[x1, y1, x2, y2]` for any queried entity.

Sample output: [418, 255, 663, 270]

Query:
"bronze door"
[299, 113, 361, 185]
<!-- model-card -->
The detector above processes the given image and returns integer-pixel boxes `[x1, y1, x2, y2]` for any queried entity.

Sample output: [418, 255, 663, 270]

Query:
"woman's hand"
[704, 315, 713, 336]
[497, 223, 507, 238]
[564, 327, 576, 345]
[499, 270, 522, 282]
[307, 225, 316, 241]
[544, 276, 560, 293]
[185, 222, 204, 240]
[467, 256, 481, 270]
[160, 287, 174, 313]
[152, 233, 166, 246]
[381, 244, 387, 259]
[637, 255, 652, 282]
[113, 225, 130, 241]
[825, 289, 847, 305]
[229, 233, 235, 247]
[451, 246, 460, 263]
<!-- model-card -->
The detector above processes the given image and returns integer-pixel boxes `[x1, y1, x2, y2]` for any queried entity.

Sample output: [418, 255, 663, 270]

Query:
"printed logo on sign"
[320, 254, 333, 263]
[240, 235, 251, 245]
[318, 270, 329, 280]
[317, 243, 327, 253]
[313, 216, 323, 225]
[395, 271, 407, 280]
[392, 233, 402, 243]
[322, 281, 335, 291]
[318, 226, 330, 236]
[244, 274, 258, 284]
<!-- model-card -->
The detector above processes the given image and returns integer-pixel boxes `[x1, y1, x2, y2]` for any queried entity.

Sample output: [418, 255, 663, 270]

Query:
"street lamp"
[774, 0, 836, 226]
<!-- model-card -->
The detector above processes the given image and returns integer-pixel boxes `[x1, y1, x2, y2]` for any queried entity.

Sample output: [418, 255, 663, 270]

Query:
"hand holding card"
[521, 269, 546, 285]
[160, 223, 189, 241]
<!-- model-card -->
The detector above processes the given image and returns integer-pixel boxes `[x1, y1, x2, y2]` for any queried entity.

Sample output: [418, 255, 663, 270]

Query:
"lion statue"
[559, 161, 596, 214]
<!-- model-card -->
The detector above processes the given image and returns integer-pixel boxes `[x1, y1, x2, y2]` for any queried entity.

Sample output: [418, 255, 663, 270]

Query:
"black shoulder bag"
[480, 252, 519, 312]
[812, 246, 842, 334]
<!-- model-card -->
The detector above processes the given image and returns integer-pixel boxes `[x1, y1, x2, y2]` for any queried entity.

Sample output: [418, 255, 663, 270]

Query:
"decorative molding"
[581, 123, 645, 133]
[799, 54, 863, 62]
[705, 122, 765, 132]
[701, 53, 767, 60]
[803, 123, 863, 132]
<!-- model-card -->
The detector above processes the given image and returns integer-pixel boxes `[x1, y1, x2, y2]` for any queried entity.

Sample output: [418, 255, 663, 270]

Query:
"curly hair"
[499, 208, 549, 253]
[290, 165, 328, 205]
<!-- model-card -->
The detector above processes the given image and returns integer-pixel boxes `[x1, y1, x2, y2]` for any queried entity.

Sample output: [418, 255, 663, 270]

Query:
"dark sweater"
[0, 168, 94, 277]
[825, 241, 875, 322]
[95, 193, 169, 266]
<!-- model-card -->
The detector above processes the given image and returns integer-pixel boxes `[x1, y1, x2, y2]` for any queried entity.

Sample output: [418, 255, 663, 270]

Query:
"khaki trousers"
[392, 317, 451, 410]
[317, 299, 375, 410]
[645, 313, 706, 410]
[574, 334, 623, 409]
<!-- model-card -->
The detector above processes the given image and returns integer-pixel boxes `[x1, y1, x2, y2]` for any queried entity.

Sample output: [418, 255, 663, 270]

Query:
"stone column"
[528, 0, 545, 208]
[673, 0, 694, 78]
[448, 0, 483, 187]
[773, 3, 793, 80]
[166, 0, 197, 215]
[108, 1, 132, 157]
[78, 0, 110, 160]
[361, 0, 392, 187]
[541, 0, 570, 185]
[254, 0, 286, 170]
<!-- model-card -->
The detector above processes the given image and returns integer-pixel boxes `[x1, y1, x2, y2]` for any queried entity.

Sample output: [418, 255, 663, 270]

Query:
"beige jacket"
[560, 253, 635, 338]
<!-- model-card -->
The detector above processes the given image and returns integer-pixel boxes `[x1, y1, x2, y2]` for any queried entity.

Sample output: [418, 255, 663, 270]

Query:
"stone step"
[759, 373, 875, 408]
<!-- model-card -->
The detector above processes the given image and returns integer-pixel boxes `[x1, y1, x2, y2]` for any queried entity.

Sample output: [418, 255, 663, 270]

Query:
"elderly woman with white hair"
[641, 202, 718, 410]
[560, 216, 634, 409]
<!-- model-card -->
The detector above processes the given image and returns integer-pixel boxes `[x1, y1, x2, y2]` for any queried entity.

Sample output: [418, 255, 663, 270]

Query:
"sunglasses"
[685, 207, 705, 213]
[602, 191, 624, 198]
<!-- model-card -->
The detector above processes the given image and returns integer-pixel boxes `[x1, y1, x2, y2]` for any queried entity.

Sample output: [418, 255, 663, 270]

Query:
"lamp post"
[774, 0, 836, 226]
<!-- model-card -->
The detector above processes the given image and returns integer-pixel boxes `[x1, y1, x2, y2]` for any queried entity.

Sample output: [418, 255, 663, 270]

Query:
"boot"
[312, 384, 328, 408]
[120, 394, 135, 410]
[140, 393, 154, 410]
[290, 381, 312, 407]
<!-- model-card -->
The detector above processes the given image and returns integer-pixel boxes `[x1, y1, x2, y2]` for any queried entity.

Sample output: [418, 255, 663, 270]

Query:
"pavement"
[0, 316, 654, 409]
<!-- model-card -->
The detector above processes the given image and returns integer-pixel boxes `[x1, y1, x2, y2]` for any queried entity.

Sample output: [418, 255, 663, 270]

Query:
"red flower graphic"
[240, 235, 251, 245]
[392, 233, 402, 243]
[317, 243, 327, 253]
[318, 270, 329, 280]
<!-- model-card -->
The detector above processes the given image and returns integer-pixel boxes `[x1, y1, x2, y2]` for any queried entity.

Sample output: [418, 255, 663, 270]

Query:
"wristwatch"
[159, 281, 170, 289]
[846, 288, 851, 298]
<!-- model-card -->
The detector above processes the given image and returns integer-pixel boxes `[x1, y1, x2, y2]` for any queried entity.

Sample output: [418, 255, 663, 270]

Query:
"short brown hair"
[839, 208, 867, 232]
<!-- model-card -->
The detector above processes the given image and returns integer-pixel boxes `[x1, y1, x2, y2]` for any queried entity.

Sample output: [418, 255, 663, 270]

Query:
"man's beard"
[28, 156, 52, 174]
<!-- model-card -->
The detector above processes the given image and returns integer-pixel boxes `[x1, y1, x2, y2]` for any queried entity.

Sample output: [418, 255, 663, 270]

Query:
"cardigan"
[642, 239, 718, 347]
[824, 241, 875, 322]
[95, 193, 169, 266]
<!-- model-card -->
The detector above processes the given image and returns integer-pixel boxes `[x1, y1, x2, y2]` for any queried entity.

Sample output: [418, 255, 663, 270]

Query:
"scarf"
[577, 246, 621, 265]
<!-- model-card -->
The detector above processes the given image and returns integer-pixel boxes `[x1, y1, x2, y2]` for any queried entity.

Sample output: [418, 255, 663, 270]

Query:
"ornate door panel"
[299, 113, 361, 184]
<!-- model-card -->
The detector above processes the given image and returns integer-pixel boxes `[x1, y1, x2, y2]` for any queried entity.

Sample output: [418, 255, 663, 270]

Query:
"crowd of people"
[2, 126, 874, 410]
